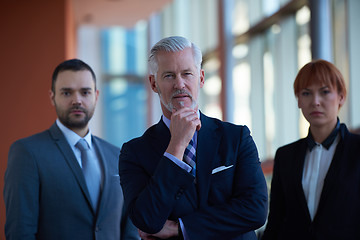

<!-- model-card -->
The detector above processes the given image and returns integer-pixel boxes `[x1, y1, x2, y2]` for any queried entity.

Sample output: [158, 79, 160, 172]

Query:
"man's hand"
[138, 220, 179, 240]
[166, 107, 201, 160]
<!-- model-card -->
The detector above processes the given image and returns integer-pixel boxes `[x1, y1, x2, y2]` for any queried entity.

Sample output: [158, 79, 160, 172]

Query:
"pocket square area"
[212, 165, 234, 174]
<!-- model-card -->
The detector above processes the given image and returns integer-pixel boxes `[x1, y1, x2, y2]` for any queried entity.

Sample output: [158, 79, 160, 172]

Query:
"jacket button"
[175, 191, 183, 199]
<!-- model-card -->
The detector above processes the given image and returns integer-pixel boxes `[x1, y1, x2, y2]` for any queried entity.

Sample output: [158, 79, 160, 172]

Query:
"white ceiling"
[72, 0, 173, 28]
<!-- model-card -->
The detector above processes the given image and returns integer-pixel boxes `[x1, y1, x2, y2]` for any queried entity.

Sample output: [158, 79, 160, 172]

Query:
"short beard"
[158, 88, 198, 112]
[156, 82, 199, 112]
[56, 105, 93, 130]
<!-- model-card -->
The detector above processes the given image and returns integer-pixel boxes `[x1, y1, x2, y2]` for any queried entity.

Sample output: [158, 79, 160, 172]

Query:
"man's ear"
[95, 89, 99, 103]
[49, 90, 55, 106]
[149, 75, 158, 93]
[199, 69, 205, 88]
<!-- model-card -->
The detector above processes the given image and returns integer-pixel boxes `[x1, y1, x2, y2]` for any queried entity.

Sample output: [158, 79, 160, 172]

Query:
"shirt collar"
[56, 119, 92, 149]
[306, 118, 340, 151]
[162, 115, 171, 129]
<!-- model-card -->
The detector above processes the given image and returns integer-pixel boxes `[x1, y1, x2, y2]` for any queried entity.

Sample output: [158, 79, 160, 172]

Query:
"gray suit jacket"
[4, 123, 139, 240]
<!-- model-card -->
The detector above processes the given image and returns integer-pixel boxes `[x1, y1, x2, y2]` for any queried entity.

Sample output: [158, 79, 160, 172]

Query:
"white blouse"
[302, 135, 340, 220]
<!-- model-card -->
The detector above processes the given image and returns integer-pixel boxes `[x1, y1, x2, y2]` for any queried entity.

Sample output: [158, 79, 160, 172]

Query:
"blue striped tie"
[184, 139, 196, 177]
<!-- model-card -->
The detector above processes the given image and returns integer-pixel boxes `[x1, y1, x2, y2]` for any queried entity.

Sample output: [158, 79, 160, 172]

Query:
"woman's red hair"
[293, 59, 347, 98]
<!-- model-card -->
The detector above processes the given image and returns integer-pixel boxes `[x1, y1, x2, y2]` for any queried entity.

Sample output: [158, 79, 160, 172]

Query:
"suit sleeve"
[119, 144, 194, 234]
[181, 126, 268, 239]
[120, 206, 141, 240]
[119, 126, 268, 238]
[4, 141, 39, 240]
[261, 149, 286, 240]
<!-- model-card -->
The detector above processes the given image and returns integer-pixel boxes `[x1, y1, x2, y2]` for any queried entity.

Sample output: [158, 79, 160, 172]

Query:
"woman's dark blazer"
[262, 123, 360, 240]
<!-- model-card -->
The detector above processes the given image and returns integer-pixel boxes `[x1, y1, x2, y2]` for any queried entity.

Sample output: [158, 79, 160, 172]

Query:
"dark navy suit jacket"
[119, 113, 268, 240]
[4, 123, 139, 240]
[262, 124, 360, 240]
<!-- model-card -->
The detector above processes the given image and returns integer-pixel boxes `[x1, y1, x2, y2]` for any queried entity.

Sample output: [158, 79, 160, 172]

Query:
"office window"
[296, 5, 311, 138]
[200, 57, 222, 119]
[101, 23, 148, 147]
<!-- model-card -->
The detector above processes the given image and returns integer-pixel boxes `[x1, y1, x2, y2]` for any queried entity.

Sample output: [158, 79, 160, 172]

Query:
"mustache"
[171, 89, 193, 99]
[69, 106, 87, 112]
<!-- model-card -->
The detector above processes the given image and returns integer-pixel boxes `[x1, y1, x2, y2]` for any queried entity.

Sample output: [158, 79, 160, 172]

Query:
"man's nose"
[72, 93, 82, 105]
[173, 75, 185, 89]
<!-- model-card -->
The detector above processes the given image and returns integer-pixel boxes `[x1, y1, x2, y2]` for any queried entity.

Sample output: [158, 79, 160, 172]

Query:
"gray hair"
[148, 36, 203, 77]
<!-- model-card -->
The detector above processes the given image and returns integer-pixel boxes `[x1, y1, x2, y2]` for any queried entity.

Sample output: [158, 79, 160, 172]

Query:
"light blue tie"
[76, 139, 101, 211]
[184, 139, 196, 177]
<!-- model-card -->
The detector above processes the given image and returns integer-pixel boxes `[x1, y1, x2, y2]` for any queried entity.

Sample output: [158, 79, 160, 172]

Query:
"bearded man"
[4, 59, 139, 240]
[119, 36, 268, 240]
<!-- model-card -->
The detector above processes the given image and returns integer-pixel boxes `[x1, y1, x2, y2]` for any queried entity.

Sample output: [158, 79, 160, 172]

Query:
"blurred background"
[1, 0, 360, 238]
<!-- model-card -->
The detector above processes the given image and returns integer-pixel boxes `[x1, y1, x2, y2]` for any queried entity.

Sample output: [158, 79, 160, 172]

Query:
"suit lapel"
[49, 123, 94, 213]
[316, 128, 347, 218]
[153, 119, 172, 157]
[92, 136, 110, 218]
[293, 134, 346, 222]
[154, 119, 199, 208]
[293, 140, 311, 219]
[196, 113, 221, 207]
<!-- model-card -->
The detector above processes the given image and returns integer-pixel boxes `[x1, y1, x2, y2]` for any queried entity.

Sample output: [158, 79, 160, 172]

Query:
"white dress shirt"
[302, 135, 340, 220]
[56, 119, 93, 167]
[56, 119, 103, 187]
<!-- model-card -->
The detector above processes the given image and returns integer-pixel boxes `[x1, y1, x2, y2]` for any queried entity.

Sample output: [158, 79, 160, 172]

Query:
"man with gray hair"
[119, 36, 268, 240]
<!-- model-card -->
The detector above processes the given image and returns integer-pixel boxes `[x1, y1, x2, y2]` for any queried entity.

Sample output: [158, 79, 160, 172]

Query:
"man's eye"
[184, 72, 192, 76]
[62, 92, 70, 96]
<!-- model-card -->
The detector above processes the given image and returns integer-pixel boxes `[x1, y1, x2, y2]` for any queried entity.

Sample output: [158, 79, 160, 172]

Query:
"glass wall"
[100, 23, 148, 147]
[230, 0, 309, 159]
[154, 0, 221, 120]
[200, 58, 222, 120]
[78, 0, 360, 157]
[332, 0, 349, 125]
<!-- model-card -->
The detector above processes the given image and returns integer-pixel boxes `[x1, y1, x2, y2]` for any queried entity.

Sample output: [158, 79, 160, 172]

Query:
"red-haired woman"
[262, 59, 360, 240]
